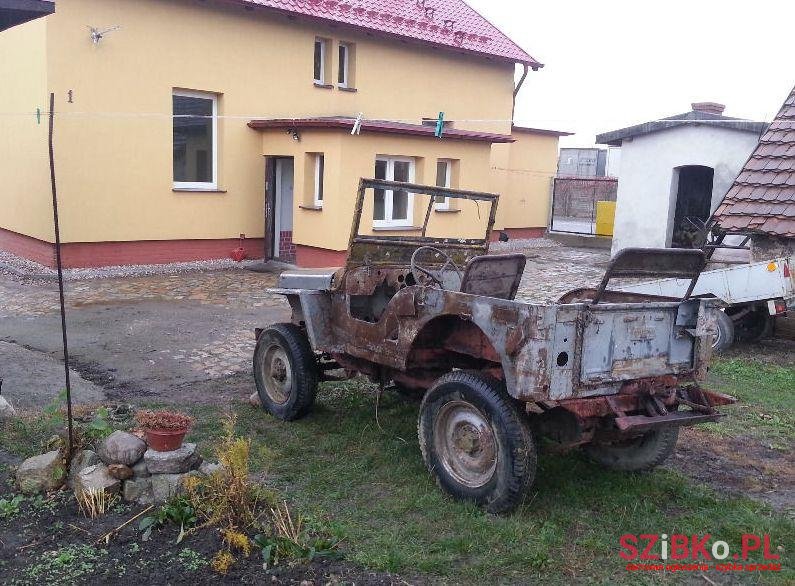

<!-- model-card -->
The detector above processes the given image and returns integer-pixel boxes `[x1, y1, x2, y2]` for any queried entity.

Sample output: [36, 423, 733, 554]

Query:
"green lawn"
[705, 358, 795, 445]
[3, 360, 793, 583]
[192, 374, 792, 584]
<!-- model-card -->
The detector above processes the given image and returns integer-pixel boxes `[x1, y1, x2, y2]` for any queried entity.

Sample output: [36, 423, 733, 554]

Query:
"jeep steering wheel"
[410, 246, 462, 288]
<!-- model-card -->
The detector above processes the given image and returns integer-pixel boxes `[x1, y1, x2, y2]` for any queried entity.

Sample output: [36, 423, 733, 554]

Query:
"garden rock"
[248, 391, 261, 407]
[198, 461, 221, 476]
[74, 463, 121, 495]
[98, 431, 147, 466]
[16, 450, 65, 494]
[123, 478, 153, 505]
[0, 395, 16, 418]
[150, 473, 187, 503]
[68, 450, 99, 487]
[108, 464, 134, 480]
[131, 460, 150, 478]
[144, 443, 201, 474]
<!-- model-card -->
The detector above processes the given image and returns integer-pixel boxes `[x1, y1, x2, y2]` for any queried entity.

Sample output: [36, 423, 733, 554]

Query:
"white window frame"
[434, 159, 452, 210]
[172, 89, 218, 191]
[313, 153, 324, 208]
[374, 156, 415, 228]
[314, 38, 326, 84]
[337, 43, 349, 88]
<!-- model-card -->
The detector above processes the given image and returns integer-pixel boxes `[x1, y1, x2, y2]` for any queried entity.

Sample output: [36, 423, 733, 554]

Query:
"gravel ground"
[0, 250, 273, 282]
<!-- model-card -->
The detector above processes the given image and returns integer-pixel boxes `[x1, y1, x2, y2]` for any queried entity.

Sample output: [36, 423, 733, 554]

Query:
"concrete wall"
[493, 131, 561, 231]
[611, 125, 761, 255]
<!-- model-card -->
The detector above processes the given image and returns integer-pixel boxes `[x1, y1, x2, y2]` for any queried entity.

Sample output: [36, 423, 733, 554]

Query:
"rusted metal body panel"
[267, 179, 733, 439]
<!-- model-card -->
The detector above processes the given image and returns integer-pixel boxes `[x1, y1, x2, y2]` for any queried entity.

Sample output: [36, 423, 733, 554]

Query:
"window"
[314, 154, 325, 207]
[173, 90, 217, 190]
[338, 43, 349, 87]
[374, 156, 414, 227]
[434, 159, 452, 210]
[314, 38, 327, 84]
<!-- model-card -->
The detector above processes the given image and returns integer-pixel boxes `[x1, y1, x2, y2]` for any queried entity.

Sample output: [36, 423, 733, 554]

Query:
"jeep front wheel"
[418, 371, 536, 514]
[584, 427, 679, 471]
[254, 323, 318, 421]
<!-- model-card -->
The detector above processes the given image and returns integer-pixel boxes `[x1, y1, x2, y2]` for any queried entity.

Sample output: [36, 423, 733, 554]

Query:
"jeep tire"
[418, 371, 536, 514]
[254, 323, 318, 421]
[584, 427, 679, 472]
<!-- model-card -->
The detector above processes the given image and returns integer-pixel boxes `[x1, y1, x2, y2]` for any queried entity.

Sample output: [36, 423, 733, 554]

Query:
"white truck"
[616, 256, 793, 350]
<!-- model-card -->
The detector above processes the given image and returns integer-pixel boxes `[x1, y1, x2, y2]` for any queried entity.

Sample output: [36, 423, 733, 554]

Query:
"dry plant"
[211, 550, 235, 575]
[221, 528, 253, 557]
[76, 487, 118, 519]
[183, 413, 273, 531]
[271, 500, 304, 544]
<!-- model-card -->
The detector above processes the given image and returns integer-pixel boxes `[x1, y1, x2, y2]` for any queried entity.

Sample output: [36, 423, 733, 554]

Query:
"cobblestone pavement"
[0, 269, 284, 318]
[491, 239, 610, 303]
[0, 270, 290, 400]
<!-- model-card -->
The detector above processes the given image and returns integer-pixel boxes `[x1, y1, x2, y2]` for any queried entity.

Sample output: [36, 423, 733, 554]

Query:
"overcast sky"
[469, 0, 795, 147]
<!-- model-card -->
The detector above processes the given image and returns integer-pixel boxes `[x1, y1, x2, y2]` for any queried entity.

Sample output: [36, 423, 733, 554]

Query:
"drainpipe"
[512, 63, 529, 123]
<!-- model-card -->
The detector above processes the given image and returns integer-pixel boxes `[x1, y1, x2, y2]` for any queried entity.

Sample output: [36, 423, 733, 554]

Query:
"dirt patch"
[0, 455, 417, 585]
[667, 427, 794, 515]
[720, 337, 795, 368]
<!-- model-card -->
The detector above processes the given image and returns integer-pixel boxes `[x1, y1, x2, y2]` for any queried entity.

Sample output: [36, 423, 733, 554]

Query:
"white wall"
[611, 125, 760, 255]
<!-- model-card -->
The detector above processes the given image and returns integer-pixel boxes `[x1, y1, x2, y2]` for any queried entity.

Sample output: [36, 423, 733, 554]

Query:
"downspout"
[512, 63, 529, 122]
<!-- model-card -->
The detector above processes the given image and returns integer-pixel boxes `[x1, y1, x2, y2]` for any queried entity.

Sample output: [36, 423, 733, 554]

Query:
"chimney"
[691, 102, 725, 116]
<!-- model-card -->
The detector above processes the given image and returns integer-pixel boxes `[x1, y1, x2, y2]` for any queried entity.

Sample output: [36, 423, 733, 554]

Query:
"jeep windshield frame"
[346, 178, 500, 269]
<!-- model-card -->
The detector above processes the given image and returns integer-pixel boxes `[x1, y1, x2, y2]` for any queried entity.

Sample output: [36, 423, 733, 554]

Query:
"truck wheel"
[254, 323, 318, 421]
[584, 427, 679, 472]
[729, 304, 772, 343]
[712, 310, 735, 351]
[418, 371, 536, 514]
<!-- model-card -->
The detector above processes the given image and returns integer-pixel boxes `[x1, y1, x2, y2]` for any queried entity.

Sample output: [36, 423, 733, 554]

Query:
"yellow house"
[0, 0, 569, 268]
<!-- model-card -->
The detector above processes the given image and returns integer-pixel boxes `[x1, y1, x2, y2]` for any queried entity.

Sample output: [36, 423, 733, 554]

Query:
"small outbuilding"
[597, 102, 767, 255]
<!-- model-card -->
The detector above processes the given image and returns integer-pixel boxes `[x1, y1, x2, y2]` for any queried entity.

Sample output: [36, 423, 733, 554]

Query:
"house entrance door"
[266, 157, 295, 262]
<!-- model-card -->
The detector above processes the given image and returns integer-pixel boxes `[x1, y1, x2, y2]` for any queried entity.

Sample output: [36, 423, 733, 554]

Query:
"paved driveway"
[0, 269, 289, 409]
[0, 240, 610, 410]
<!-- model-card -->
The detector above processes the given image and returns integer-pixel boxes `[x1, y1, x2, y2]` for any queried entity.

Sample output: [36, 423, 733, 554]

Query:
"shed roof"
[713, 85, 795, 238]
[218, 0, 540, 67]
[511, 124, 573, 137]
[248, 116, 515, 142]
[596, 105, 767, 147]
[0, 0, 54, 32]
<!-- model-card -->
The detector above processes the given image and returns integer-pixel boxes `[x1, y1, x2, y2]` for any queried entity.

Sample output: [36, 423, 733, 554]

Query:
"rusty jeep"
[254, 179, 735, 513]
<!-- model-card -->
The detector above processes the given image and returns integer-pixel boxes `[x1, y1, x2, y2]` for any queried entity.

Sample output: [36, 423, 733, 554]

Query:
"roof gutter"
[512, 63, 529, 121]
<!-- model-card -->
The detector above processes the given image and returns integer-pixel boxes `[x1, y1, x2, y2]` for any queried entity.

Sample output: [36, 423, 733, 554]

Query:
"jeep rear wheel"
[418, 371, 536, 514]
[712, 310, 735, 351]
[584, 427, 679, 472]
[254, 323, 318, 421]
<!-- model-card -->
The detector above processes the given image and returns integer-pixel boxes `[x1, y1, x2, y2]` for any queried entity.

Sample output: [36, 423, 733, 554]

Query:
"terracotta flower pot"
[144, 428, 188, 452]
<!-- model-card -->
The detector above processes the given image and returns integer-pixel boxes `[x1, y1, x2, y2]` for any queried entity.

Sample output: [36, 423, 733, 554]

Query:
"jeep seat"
[459, 254, 526, 300]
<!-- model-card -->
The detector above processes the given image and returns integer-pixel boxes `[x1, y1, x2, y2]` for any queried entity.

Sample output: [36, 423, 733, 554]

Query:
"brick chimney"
[691, 102, 725, 116]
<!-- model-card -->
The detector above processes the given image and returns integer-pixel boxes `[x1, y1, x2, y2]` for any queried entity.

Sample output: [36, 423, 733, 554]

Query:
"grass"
[186, 379, 794, 584]
[2, 361, 792, 583]
[705, 358, 795, 444]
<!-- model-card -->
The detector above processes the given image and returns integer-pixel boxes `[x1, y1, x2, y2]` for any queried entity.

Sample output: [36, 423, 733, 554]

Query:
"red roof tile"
[248, 116, 514, 142]
[714, 85, 795, 238]
[221, 0, 540, 66]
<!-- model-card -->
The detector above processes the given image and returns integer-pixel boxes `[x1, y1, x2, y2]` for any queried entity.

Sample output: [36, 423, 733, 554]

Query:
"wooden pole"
[47, 92, 75, 460]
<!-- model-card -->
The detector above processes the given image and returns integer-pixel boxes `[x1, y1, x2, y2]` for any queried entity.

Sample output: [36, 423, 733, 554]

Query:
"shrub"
[183, 414, 273, 532]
